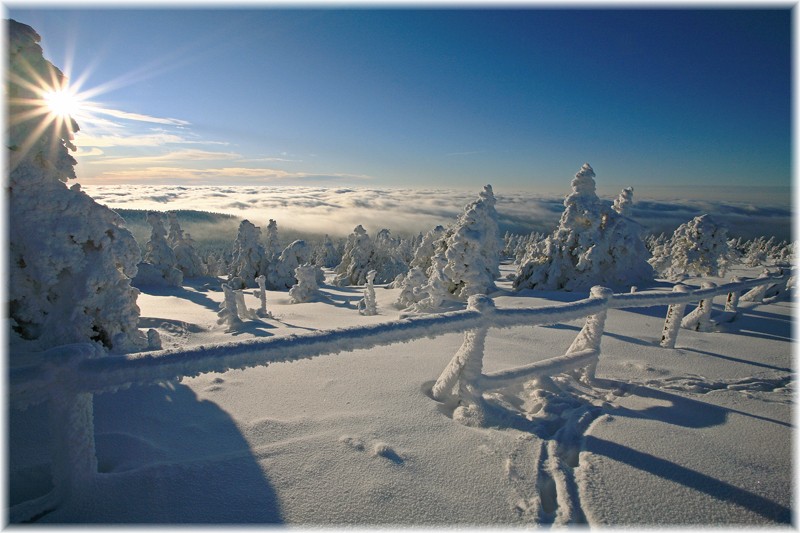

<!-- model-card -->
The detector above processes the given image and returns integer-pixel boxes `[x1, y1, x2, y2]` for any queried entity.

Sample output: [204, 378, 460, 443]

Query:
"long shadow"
[598, 379, 792, 429]
[70, 381, 285, 523]
[680, 347, 792, 373]
[137, 284, 221, 314]
[583, 435, 791, 524]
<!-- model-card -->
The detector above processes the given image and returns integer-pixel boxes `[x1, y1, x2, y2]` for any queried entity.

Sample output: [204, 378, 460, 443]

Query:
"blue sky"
[6, 7, 793, 199]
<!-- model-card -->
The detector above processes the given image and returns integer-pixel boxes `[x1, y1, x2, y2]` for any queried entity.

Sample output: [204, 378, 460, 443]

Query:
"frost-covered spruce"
[394, 266, 429, 309]
[167, 212, 206, 278]
[441, 184, 501, 299]
[663, 214, 730, 279]
[8, 20, 146, 352]
[264, 219, 282, 263]
[333, 225, 376, 286]
[514, 164, 653, 291]
[134, 211, 183, 287]
[372, 229, 409, 284]
[229, 219, 267, 287]
[409, 225, 445, 274]
[314, 234, 342, 268]
[289, 264, 322, 303]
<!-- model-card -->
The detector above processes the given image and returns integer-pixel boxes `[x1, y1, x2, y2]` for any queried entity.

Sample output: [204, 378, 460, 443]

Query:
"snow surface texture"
[7, 262, 783, 523]
[514, 164, 654, 292]
[7, 20, 146, 354]
[8, 263, 792, 526]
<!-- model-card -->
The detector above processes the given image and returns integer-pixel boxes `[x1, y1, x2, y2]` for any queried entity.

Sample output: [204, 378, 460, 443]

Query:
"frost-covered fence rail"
[8, 270, 791, 522]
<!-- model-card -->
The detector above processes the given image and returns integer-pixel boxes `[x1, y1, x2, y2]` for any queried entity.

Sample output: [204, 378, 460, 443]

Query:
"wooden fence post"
[431, 295, 494, 426]
[661, 284, 690, 348]
[565, 286, 612, 383]
[725, 276, 743, 312]
[681, 281, 716, 332]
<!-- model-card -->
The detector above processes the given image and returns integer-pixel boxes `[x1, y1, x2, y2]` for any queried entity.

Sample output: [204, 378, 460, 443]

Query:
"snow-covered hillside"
[9, 263, 793, 526]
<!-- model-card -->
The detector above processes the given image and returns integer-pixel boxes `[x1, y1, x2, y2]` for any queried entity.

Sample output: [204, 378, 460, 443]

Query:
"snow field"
[9, 264, 793, 525]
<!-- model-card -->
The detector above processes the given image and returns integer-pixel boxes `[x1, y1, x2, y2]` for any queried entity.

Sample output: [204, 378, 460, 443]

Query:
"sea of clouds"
[81, 184, 793, 242]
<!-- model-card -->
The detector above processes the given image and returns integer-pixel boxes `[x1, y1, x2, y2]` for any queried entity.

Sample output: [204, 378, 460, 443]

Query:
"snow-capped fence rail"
[8, 270, 791, 522]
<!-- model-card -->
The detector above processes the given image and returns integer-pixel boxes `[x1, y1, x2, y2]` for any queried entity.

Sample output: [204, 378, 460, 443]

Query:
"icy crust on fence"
[514, 164, 654, 292]
[8, 20, 146, 354]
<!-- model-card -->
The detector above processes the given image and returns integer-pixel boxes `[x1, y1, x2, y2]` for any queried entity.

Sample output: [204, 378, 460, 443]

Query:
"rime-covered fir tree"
[168, 212, 206, 278]
[229, 220, 267, 287]
[657, 214, 730, 280]
[440, 185, 501, 299]
[8, 20, 146, 353]
[333, 225, 376, 286]
[514, 164, 653, 291]
[135, 211, 183, 287]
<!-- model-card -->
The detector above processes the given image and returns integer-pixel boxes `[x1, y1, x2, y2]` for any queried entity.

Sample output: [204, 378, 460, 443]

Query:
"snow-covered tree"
[314, 234, 342, 268]
[229, 220, 267, 287]
[514, 164, 653, 291]
[409, 225, 445, 274]
[136, 211, 183, 287]
[372, 229, 409, 284]
[393, 266, 429, 309]
[264, 219, 281, 263]
[8, 20, 147, 352]
[441, 184, 501, 299]
[658, 214, 730, 279]
[167, 212, 206, 278]
[269, 240, 314, 290]
[333, 225, 375, 286]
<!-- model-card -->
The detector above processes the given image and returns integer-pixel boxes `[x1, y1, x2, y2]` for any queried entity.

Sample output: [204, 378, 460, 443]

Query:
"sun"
[42, 88, 82, 119]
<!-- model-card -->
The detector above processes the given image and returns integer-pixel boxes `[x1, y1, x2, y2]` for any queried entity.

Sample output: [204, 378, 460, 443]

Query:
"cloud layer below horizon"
[80, 184, 793, 242]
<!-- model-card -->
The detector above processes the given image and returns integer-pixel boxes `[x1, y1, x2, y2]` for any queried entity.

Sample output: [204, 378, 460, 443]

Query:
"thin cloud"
[92, 149, 242, 165]
[90, 105, 190, 126]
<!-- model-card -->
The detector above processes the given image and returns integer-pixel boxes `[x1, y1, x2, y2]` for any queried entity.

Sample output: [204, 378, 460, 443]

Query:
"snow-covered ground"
[8, 263, 793, 526]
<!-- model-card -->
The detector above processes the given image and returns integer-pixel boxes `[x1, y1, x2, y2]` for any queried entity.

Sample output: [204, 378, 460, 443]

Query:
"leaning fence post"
[661, 284, 690, 348]
[681, 281, 716, 332]
[566, 286, 612, 383]
[431, 295, 493, 426]
[725, 276, 743, 312]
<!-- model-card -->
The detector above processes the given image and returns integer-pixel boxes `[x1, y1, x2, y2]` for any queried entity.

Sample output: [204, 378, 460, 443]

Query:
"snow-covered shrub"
[657, 214, 730, 280]
[255, 275, 272, 317]
[8, 20, 146, 353]
[514, 164, 653, 291]
[134, 211, 183, 287]
[333, 225, 376, 286]
[358, 270, 378, 316]
[217, 284, 243, 330]
[290, 264, 323, 303]
[269, 240, 314, 290]
[229, 220, 267, 287]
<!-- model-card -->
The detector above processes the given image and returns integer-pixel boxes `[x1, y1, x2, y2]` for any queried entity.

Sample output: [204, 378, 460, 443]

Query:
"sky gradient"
[5, 7, 793, 199]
